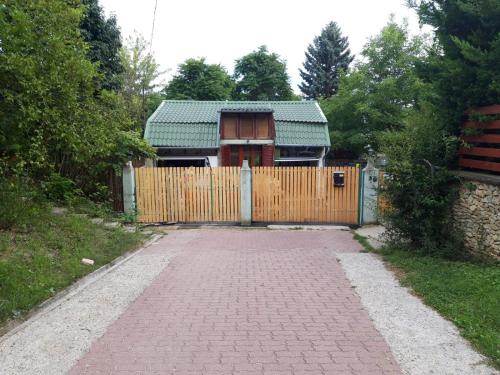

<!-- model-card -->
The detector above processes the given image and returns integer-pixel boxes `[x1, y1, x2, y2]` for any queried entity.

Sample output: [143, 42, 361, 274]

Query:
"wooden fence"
[459, 104, 500, 174]
[252, 167, 360, 224]
[135, 167, 240, 223]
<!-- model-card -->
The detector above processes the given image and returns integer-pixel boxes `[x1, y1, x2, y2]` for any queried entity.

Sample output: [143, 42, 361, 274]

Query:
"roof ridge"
[161, 99, 318, 105]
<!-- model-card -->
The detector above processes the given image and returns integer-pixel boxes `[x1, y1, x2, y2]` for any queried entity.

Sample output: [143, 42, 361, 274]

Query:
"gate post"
[361, 156, 379, 225]
[240, 160, 252, 226]
[123, 161, 136, 216]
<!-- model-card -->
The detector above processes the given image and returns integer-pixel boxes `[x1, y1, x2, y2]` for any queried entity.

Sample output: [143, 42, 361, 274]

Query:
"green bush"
[379, 104, 463, 257]
[0, 180, 39, 231]
[40, 173, 82, 203]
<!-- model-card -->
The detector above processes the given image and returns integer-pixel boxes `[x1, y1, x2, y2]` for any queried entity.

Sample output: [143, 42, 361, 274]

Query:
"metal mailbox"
[333, 171, 345, 187]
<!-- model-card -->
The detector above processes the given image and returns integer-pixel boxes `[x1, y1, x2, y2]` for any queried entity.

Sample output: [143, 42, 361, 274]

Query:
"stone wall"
[453, 172, 500, 260]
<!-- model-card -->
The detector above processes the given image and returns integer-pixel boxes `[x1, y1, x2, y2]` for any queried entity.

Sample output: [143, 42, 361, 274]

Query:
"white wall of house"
[207, 156, 218, 167]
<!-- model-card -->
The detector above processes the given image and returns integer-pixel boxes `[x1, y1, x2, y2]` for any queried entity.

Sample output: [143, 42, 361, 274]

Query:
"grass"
[353, 233, 500, 369]
[0, 198, 144, 330]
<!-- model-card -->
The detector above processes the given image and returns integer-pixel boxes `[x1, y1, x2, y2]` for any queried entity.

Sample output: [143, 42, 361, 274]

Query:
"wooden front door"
[228, 145, 262, 167]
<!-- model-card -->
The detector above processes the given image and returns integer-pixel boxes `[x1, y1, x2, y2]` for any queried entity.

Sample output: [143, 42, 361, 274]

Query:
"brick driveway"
[71, 229, 401, 375]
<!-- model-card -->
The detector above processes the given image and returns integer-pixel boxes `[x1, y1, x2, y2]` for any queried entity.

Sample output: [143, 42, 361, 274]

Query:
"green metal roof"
[275, 121, 331, 146]
[144, 100, 330, 147]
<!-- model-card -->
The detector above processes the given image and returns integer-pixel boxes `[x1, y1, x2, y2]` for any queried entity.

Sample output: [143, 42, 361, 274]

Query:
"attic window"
[221, 112, 273, 140]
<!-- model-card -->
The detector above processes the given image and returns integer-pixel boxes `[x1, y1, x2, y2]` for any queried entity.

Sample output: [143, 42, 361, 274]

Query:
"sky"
[100, 0, 426, 93]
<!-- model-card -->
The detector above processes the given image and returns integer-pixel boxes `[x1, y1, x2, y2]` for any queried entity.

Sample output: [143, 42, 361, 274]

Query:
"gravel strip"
[337, 252, 498, 375]
[0, 233, 191, 375]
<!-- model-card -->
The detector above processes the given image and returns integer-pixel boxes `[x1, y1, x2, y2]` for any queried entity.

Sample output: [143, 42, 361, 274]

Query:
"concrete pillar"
[361, 157, 379, 225]
[123, 161, 136, 216]
[240, 160, 252, 226]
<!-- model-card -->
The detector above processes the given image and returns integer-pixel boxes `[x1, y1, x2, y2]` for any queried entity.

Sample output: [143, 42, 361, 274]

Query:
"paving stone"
[70, 229, 399, 375]
[51, 207, 67, 215]
[103, 221, 120, 229]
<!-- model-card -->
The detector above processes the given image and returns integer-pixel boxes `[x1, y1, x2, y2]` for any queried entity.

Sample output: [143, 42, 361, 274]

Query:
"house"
[143, 100, 331, 167]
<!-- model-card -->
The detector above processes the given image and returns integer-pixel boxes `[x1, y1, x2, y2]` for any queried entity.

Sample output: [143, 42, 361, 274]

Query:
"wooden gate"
[135, 167, 240, 223]
[252, 167, 360, 224]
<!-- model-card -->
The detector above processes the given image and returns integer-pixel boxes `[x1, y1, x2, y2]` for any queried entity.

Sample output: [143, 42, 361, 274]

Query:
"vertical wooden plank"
[233, 167, 238, 221]
[176, 168, 181, 222]
[144, 168, 151, 223]
[279, 167, 284, 222]
[220, 167, 226, 221]
[307, 167, 313, 222]
[216, 168, 222, 221]
[227, 167, 233, 221]
[169, 168, 176, 222]
[213, 167, 218, 221]
[350, 166, 355, 223]
[236, 167, 241, 221]
[204, 168, 213, 221]
[298, 167, 302, 222]
[195, 168, 200, 222]
[197, 168, 202, 222]
[164, 168, 170, 222]
[158, 168, 165, 222]
[328, 167, 333, 223]
[269, 168, 274, 222]
[229, 167, 233, 222]
[220, 167, 225, 221]
[252, 168, 256, 221]
[311, 167, 317, 222]
[256, 168, 261, 222]
[151, 168, 157, 223]
[168, 168, 174, 222]
[157, 168, 163, 222]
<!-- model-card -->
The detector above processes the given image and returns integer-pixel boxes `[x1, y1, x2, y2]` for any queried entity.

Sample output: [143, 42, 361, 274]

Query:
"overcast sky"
[100, 0, 426, 93]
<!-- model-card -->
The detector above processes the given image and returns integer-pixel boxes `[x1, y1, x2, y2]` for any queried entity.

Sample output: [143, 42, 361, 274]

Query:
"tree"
[299, 22, 354, 99]
[0, 0, 153, 187]
[80, 0, 123, 91]
[119, 33, 163, 131]
[233, 46, 294, 101]
[164, 58, 234, 100]
[408, 0, 500, 128]
[320, 20, 429, 157]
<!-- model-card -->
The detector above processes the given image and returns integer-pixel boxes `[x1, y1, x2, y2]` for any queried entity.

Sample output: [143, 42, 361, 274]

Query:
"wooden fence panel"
[252, 167, 360, 224]
[136, 166, 359, 225]
[135, 167, 241, 223]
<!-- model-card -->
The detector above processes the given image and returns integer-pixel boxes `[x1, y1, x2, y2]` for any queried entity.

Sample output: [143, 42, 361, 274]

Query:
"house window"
[222, 115, 238, 138]
[221, 113, 273, 140]
[256, 114, 269, 138]
[240, 115, 254, 138]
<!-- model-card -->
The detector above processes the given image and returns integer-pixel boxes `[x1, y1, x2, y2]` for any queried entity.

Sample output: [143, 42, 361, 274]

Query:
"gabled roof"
[144, 100, 330, 148]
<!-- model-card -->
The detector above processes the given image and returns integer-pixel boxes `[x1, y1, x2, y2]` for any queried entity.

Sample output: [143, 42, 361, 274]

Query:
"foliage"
[80, 0, 123, 90]
[0, 0, 153, 190]
[164, 58, 234, 100]
[379, 103, 461, 255]
[320, 20, 429, 157]
[233, 46, 295, 101]
[40, 173, 81, 203]
[119, 33, 163, 131]
[409, 0, 500, 128]
[0, 179, 39, 230]
[0, 181, 143, 326]
[299, 21, 354, 99]
[379, 247, 500, 369]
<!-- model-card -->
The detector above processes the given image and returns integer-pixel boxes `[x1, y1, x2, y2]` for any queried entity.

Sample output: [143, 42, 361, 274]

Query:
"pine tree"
[299, 22, 354, 99]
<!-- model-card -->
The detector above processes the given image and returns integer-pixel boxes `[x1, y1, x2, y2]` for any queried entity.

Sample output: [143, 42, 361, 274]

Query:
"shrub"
[40, 173, 82, 203]
[0, 179, 39, 230]
[379, 104, 463, 257]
